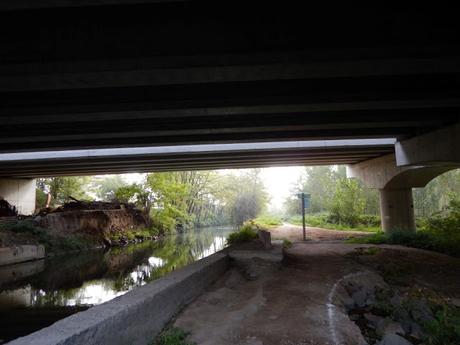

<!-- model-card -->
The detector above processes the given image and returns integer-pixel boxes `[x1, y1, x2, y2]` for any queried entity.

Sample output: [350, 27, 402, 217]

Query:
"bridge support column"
[379, 188, 416, 234]
[0, 178, 36, 215]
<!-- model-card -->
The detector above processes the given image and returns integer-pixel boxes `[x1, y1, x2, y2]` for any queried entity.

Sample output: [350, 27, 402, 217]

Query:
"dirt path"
[269, 223, 372, 242]
[173, 242, 460, 345]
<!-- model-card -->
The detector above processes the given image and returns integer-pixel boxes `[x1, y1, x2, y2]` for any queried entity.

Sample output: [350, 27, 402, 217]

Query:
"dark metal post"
[301, 192, 306, 241]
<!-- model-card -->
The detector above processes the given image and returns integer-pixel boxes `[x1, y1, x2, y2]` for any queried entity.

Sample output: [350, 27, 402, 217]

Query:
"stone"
[382, 321, 405, 338]
[257, 230, 272, 249]
[450, 298, 460, 308]
[376, 333, 412, 345]
[352, 290, 368, 308]
[409, 299, 434, 323]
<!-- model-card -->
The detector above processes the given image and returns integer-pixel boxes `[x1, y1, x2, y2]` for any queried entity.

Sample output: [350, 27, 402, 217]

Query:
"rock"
[409, 299, 434, 323]
[382, 321, 405, 338]
[342, 296, 356, 310]
[257, 230, 272, 249]
[450, 297, 460, 308]
[352, 290, 368, 308]
[408, 322, 426, 341]
[364, 313, 387, 332]
[376, 333, 413, 345]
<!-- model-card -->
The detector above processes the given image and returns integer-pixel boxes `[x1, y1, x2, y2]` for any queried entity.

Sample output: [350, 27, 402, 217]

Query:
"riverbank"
[0, 227, 232, 343]
[0, 200, 157, 264]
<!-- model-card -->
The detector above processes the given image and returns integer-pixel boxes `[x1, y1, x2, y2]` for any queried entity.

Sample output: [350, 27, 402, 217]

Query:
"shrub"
[226, 221, 258, 245]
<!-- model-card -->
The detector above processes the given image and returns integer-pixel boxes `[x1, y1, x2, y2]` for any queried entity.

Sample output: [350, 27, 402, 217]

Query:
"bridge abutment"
[0, 178, 36, 215]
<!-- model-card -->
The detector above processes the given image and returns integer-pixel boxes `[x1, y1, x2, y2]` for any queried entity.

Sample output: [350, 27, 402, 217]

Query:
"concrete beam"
[0, 178, 36, 215]
[396, 122, 460, 166]
[346, 153, 457, 190]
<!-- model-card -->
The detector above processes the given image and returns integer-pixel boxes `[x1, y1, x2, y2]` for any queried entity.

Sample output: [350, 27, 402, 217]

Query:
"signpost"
[297, 192, 311, 241]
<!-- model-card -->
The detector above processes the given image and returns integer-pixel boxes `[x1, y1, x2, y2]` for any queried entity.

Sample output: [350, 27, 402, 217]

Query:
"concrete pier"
[0, 178, 36, 215]
[379, 188, 416, 234]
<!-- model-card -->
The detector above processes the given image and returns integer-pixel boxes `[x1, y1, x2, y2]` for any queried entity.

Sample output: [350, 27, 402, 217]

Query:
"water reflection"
[0, 226, 232, 343]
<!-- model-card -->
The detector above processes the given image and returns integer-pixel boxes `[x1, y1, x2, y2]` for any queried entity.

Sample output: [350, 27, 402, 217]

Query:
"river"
[0, 226, 233, 343]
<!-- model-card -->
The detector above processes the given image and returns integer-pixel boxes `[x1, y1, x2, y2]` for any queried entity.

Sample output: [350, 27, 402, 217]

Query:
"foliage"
[35, 188, 48, 209]
[152, 327, 196, 345]
[329, 178, 366, 226]
[351, 195, 460, 256]
[145, 171, 230, 232]
[348, 230, 460, 257]
[283, 166, 380, 229]
[288, 213, 380, 232]
[115, 183, 151, 210]
[421, 196, 460, 233]
[222, 170, 269, 226]
[39, 177, 92, 206]
[254, 214, 283, 227]
[424, 303, 460, 345]
[413, 169, 460, 217]
[226, 221, 259, 245]
[93, 175, 128, 201]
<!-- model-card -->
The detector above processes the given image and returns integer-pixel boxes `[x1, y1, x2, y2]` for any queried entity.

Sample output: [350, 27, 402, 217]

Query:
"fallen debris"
[0, 199, 17, 217]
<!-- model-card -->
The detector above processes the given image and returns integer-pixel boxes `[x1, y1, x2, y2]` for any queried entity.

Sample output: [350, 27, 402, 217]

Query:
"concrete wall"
[8, 252, 230, 345]
[0, 245, 45, 267]
[0, 178, 36, 215]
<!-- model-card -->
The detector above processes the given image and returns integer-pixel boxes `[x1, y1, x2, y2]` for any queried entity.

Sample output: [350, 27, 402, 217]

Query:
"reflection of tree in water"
[3, 227, 232, 308]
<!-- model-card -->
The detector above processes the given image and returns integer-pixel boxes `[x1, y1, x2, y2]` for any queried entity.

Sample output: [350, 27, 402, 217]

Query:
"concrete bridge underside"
[0, 3, 459, 232]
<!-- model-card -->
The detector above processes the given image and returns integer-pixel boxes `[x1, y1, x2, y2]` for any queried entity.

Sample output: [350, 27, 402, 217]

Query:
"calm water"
[0, 227, 233, 343]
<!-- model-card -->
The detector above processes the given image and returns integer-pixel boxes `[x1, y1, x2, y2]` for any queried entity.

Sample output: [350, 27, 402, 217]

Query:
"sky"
[259, 166, 304, 210]
[118, 167, 305, 211]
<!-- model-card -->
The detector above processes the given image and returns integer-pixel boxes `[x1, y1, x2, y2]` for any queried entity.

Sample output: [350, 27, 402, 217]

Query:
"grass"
[253, 214, 283, 228]
[152, 327, 196, 345]
[226, 221, 259, 245]
[348, 230, 460, 258]
[424, 303, 460, 345]
[288, 213, 380, 232]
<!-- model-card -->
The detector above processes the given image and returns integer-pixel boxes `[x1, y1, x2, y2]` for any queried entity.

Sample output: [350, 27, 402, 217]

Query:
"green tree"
[93, 175, 128, 201]
[43, 177, 92, 206]
[329, 178, 366, 226]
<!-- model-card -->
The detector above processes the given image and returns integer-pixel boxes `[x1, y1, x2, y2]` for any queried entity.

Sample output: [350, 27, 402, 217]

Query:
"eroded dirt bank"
[172, 242, 460, 345]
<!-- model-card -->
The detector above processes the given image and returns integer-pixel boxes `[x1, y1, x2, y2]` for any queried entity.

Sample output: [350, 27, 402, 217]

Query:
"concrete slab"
[0, 245, 45, 266]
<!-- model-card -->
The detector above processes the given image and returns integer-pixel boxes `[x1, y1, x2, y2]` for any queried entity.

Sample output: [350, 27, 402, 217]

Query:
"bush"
[226, 221, 259, 245]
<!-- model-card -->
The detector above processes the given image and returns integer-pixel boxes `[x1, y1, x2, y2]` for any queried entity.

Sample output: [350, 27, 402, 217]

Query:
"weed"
[282, 239, 292, 249]
[152, 327, 196, 345]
